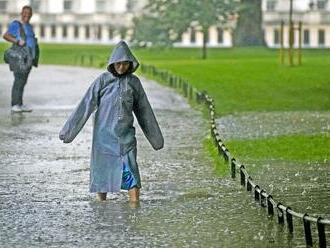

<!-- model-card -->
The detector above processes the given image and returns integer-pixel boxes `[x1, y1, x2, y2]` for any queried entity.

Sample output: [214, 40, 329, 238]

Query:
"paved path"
[0, 64, 309, 247]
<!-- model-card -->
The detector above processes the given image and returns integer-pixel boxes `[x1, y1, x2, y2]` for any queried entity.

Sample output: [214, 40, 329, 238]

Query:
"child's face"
[114, 61, 130, 75]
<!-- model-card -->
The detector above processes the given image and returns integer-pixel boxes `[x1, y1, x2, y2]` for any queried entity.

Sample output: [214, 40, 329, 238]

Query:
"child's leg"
[96, 192, 107, 201]
[128, 187, 139, 202]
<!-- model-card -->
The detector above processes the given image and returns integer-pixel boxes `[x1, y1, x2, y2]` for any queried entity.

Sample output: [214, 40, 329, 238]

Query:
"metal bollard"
[303, 214, 313, 247]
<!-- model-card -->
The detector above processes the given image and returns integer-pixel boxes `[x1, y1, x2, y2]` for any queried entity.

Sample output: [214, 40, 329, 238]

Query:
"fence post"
[286, 207, 294, 234]
[303, 214, 313, 247]
[240, 165, 245, 186]
[277, 203, 284, 224]
[254, 185, 260, 201]
[267, 195, 274, 216]
[231, 158, 236, 178]
[246, 177, 252, 191]
[317, 217, 326, 248]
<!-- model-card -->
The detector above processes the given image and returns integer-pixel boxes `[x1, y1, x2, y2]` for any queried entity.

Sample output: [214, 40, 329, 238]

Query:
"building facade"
[263, 0, 330, 48]
[0, 0, 329, 48]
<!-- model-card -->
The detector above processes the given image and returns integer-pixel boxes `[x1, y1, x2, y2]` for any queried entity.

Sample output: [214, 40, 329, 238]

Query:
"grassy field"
[1, 43, 329, 167]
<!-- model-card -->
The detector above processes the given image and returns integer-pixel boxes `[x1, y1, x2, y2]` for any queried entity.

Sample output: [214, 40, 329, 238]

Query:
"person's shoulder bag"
[3, 20, 33, 72]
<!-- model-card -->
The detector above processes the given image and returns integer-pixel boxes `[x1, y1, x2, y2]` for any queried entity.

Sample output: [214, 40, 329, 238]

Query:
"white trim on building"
[263, 0, 330, 48]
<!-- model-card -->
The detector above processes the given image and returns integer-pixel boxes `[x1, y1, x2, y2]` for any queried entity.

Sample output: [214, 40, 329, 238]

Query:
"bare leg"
[96, 192, 107, 201]
[128, 187, 140, 202]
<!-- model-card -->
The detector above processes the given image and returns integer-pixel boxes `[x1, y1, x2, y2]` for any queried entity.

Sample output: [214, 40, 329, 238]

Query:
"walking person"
[59, 41, 164, 203]
[3, 5, 39, 113]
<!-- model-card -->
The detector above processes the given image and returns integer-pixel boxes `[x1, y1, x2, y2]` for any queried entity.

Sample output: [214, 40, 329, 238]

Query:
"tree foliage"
[131, 0, 239, 58]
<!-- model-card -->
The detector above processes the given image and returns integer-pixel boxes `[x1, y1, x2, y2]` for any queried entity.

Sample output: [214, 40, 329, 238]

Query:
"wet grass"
[225, 134, 330, 163]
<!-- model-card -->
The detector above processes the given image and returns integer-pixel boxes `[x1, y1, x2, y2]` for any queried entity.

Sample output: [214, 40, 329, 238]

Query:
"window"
[303, 30, 310, 45]
[74, 25, 79, 38]
[85, 25, 90, 39]
[31, 0, 41, 11]
[96, 0, 106, 12]
[108, 27, 113, 39]
[217, 28, 223, 44]
[96, 25, 102, 40]
[0, 0, 7, 12]
[266, 0, 277, 11]
[64, 0, 73, 11]
[274, 29, 280, 45]
[40, 24, 45, 38]
[62, 25, 67, 38]
[318, 29, 325, 45]
[51, 25, 56, 38]
[190, 28, 196, 43]
[317, 0, 327, 9]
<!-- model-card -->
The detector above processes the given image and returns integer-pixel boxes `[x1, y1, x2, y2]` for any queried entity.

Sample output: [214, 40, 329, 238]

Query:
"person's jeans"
[11, 70, 31, 106]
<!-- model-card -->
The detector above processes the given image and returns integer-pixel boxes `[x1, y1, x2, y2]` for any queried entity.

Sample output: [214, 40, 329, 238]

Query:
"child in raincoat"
[59, 41, 164, 202]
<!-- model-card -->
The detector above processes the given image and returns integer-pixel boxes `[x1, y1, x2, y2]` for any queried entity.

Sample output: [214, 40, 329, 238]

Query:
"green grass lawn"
[1, 43, 329, 167]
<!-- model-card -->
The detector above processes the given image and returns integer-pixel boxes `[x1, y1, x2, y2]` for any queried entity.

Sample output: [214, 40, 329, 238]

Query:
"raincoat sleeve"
[59, 75, 103, 143]
[133, 78, 164, 150]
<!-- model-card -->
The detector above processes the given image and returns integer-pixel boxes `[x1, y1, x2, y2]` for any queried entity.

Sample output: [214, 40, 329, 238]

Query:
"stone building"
[263, 0, 330, 48]
[0, 0, 329, 48]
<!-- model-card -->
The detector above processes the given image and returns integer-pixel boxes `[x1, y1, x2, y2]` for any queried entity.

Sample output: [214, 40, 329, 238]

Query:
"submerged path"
[0, 64, 314, 247]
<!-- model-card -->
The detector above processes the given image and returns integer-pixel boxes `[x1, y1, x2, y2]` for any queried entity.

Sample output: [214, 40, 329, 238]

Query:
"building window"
[64, 0, 73, 12]
[62, 25, 67, 38]
[190, 28, 196, 43]
[108, 27, 113, 39]
[303, 29, 310, 45]
[318, 29, 325, 45]
[317, 0, 327, 9]
[51, 24, 56, 38]
[274, 29, 280, 45]
[96, 0, 106, 12]
[266, 0, 277, 11]
[85, 25, 90, 39]
[96, 25, 102, 40]
[0, 0, 7, 12]
[217, 28, 223, 44]
[74, 25, 79, 38]
[40, 24, 45, 38]
[30, 0, 41, 11]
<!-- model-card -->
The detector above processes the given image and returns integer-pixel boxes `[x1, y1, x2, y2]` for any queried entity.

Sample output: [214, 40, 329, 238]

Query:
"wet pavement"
[0, 64, 324, 247]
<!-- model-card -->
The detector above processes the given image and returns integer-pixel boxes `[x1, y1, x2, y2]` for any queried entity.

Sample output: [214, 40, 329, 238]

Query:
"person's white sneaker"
[11, 105, 23, 113]
[20, 104, 33, 112]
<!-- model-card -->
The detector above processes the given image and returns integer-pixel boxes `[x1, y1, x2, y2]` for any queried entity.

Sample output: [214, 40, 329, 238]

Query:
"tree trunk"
[234, 0, 264, 46]
[202, 28, 208, 59]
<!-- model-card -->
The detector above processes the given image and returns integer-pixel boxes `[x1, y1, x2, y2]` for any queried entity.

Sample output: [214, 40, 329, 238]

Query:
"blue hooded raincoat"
[59, 41, 164, 192]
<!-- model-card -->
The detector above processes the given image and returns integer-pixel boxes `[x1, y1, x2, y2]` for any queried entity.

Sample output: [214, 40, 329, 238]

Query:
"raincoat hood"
[107, 40, 139, 75]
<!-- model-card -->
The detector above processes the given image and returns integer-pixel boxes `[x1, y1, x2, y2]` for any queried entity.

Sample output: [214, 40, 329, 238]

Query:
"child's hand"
[59, 133, 67, 143]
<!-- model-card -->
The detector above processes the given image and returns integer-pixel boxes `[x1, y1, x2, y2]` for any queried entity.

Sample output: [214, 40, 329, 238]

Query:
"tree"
[234, 0, 264, 46]
[131, 0, 238, 59]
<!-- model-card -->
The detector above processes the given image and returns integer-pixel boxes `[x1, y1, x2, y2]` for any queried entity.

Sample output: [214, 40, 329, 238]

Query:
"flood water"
[0, 65, 325, 247]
